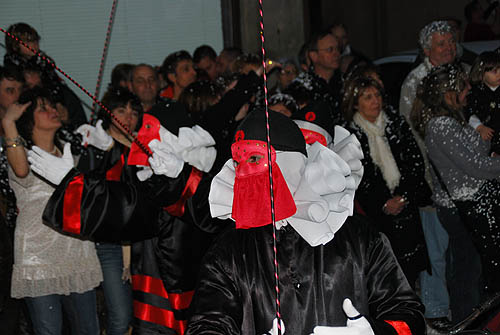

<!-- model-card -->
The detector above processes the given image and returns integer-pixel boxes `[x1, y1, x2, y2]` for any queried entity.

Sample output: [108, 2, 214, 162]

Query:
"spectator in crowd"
[159, 51, 197, 101]
[4, 23, 87, 129]
[193, 45, 218, 81]
[328, 22, 370, 62]
[128, 64, 160, 112]
[110, 63, 134, 90]
[271, 59, 299, 94]
[444, 17, 478, 65]
[3, 87, 102, 335]
[232, 53, 261, 75]
[290, 30, 342, 126]
[400, 20, 480, 329]
[343, 76, 431, 290]
[412, 63, 500, 297]
[464, 0, 500, 42]
[215, 47, 242, 77]
[0, 65, 29, 335]
[76, 88, 141, 335]
[268, 93, 298, 117]
[466, 51, 500, 153]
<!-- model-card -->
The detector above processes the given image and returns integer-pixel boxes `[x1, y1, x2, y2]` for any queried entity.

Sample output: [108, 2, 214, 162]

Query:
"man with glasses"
[287, 30, 342, 126]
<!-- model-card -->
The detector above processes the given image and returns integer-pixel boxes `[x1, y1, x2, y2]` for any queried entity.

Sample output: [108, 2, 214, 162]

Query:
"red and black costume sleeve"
[42, 143, 191, 243]
[43, 139, 229, 335]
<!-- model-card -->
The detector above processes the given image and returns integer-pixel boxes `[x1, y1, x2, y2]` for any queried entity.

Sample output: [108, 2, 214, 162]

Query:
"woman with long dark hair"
[411, 63, 500, 295]
[2, 86, 102, 335]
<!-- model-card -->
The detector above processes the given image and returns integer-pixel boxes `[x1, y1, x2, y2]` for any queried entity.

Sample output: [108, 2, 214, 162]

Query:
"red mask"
[128, 114, 161, 166]
[231, 140, 296, 229]
[300, 128, 327, 146]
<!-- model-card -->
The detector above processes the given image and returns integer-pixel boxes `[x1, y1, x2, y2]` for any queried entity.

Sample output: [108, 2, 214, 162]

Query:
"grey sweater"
[426, 116, 500, 205]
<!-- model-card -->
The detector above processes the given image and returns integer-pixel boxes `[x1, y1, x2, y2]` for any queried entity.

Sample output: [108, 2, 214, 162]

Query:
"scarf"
[353, 111, 401, 193]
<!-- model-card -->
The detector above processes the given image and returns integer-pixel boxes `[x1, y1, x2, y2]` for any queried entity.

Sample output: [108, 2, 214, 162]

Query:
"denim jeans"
[25, 289, 99, 335]
[436, 206, 482, 323]
[96, 243, 133, 335]
[419, 207, 450, 318]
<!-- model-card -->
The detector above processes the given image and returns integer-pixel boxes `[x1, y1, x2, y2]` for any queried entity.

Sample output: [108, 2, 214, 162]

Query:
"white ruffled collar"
[208, 126, 364, 246]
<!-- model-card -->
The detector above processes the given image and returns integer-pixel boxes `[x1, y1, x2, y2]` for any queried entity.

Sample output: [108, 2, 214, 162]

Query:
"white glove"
[136, 166, 154, 181]
[148, 139, 184, 178]
[27, 143, 74, 185]
[263, 318, 285, 335]
[76, 120, 113, 151]
[181, 146, 216, 172]
[310, 299, 374, 335]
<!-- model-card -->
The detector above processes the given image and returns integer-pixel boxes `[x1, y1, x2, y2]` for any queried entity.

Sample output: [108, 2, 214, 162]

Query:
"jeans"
[419, 207, 449, 318]
[96, 243, 133, 335]
[436, 206, 482, 323]
[25, 289, 99, 335]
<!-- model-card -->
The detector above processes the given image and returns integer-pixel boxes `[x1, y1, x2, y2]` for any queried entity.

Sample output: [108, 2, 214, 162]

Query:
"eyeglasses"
[311, 46, 338, 54]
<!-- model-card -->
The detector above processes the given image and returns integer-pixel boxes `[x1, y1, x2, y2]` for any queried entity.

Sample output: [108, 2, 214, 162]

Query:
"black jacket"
[186, 216, 425, 335]
[348, 108, 431, 284]
[467, 83, 500, 154]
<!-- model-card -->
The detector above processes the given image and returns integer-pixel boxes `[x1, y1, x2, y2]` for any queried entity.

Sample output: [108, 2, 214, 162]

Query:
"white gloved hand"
[181, 146, 216, 172]
[148, 139, 184, 178]
[136, 166, 154, 181]
[27, 143, 74, 185]
[310, 299, 374, 335]
[263, 318, 285, 335]
[76, 120, 113, 151]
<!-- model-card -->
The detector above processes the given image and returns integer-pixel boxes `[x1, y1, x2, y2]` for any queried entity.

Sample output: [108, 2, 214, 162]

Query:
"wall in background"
[0, 0, 223, 114]
[236, 0, 477, 61]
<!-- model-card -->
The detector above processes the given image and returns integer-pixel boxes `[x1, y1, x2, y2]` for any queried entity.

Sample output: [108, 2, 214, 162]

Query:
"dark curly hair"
[98, 87, 143, 131]
[5, 23, 40, 55]
[16, 87, 60, 148]
[177, 80, 224, 123]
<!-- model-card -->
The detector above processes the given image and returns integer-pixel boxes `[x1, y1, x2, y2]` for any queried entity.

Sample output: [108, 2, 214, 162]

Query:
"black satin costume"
[186, 216, 425, 335]
[42, 140, 228, 334]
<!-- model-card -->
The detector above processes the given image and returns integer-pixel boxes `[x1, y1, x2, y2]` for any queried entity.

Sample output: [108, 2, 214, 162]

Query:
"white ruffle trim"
[11, 258, 103, 298]
[209, 126, 364, 247]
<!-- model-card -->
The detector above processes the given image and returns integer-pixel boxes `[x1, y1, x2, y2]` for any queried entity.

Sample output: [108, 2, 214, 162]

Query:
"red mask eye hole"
[233, 160, 240, 168]
[247, 154, 264, 164]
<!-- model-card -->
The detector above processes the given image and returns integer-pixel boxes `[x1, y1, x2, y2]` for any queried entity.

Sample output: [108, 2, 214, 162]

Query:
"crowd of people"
[0, 4, 499, 335]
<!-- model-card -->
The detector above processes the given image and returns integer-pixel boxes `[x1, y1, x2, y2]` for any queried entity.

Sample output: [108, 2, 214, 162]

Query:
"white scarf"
[353, 111, 401, 193]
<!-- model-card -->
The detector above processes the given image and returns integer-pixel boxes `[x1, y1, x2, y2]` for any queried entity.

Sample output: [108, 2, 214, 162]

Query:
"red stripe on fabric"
[133, 300, 187, 335]
[300, 128, 327, 146]
[106, 153, 125, 181]
[62, 174, 84, 234]
[164, 167, 203, 217]
[131, 274, 194, 310]
[385, 320, 412, 335]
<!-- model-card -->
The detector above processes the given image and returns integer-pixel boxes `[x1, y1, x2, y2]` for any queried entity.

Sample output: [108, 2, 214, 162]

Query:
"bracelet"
[5, 142, 24, 149]
[4, 136, 26, 149]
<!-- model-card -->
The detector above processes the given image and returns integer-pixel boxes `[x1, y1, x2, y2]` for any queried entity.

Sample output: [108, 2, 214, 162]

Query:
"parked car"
[374, 40, 500, 108]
